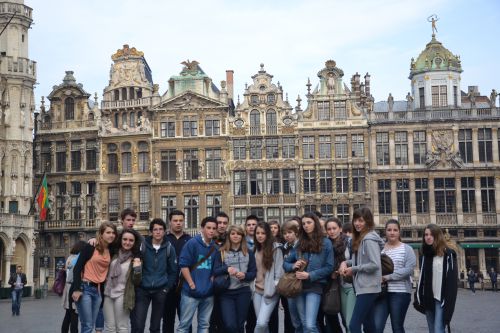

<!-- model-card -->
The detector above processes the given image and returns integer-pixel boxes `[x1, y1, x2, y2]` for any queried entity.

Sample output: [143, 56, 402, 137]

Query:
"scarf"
[422, 243, 436, 309]
[109, 249, 133, 289]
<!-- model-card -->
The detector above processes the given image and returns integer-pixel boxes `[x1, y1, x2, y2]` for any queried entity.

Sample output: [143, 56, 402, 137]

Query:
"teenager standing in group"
[284, 213, 334, 333]
[373, 219, 416, 333]
[244, 215, 258, 333]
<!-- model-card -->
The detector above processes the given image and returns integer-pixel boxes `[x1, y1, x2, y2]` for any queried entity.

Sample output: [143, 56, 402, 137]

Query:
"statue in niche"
[94, 192, 101, 213]
[176, 161, 183, 180]
[153, 159, 160, 177]
[387, 93, 394, 111]
[468, 90, 476, 107]
[11, 177, 17, 195]
[490, 89, 498, 108]
[327, 72, 335, 94]
[138, 115, 151, 131]
[406, 92, 414, 110]
[64, 193, 71, 220]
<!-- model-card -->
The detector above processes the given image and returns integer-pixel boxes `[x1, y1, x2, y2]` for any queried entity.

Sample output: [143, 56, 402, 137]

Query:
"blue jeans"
[75, 284, 102, 333]
[287, 297, 303, 333]
[295, 292, 322, 333]
[469, 281, 475, 293]
[131, 287, 168, 333]
[178, 292, 214, 333]
[349, 293, 378, 333]
[425, 299, 445, 333]
[11, 289, 23, 315]
[373, 292, 411, 333]
[253, 292, 279, 333]
[95, 307, 104, 331]
[219, 287, 252, 333]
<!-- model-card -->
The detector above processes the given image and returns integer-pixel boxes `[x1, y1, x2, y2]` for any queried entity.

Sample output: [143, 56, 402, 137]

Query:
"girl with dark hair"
[103, 229, 142, 332]
[373, 219, 416, 333]
[269, 220, 284, 244]
[339, 207, 384, 333]
[415, 224, 458, 333]
[284, 212, 334, 333]
[253, 222, 284, 333]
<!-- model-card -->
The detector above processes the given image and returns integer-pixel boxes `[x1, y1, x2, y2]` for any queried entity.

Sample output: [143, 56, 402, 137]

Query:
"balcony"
[398, 214, 411, 226]
[370, 108, 499, 123]
[0, 213, 33, 228]
[0, 56, 36, 81]
[39, 119, 97, 131]
[483, 213, 497, 225]
[436, 213, 457, 226]
[0, 2, 32, 18]
[101, 97, 151, 110]
[36, 219, 97, 231]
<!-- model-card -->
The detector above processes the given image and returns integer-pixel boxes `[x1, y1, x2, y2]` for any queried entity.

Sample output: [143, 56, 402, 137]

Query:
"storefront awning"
[409, 243, 422, 249]
[460, 243, 500, 249]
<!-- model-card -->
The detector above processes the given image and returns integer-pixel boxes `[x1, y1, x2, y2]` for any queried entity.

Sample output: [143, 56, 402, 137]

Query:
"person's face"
[255, 226, 267, 244]
[216, 217, 229, 235]
[16, 266, 22, 273]
[151, 224, 165, 242]
[229, 230, 243, 246]
[170, 214, 184, 233]
[270, 224, 279, 238]
[326, 222, 341, 240]
[302, 217, 315, 234]
[353, 217, 367, 233]
[319, 219, 327, 235]
[424, 228, 434, 245]
[122, 214, 136, 229]
[283, 230, 297, 244]
[121, 232, 136, 251]
[103, 227, 116, 244]
[202, 222, 217, 240]
[245, 219, 257, 236]
[385, 223, 400, 243]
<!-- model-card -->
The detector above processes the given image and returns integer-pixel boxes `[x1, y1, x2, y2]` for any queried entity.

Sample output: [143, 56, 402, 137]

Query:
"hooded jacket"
[254, 242, 284, 303]
[140, 236, 177, 290]
[213, 247, 257, 290]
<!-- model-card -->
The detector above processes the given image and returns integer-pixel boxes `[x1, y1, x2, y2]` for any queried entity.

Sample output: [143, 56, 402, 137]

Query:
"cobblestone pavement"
[0, 288, 498, 332]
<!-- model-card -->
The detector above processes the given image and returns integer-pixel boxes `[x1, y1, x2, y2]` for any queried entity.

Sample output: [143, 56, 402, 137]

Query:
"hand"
[343, 267, 353, 277]
[228, 267, 238, 276]
[72, 290, 82, 302]
[188, 282, 196, 290]
[235, 272, 245, 280]
[339, 261, 347, 274]
[331, 271, 339, 279]
[296, 271, 309, 280]
[132, 258, 141, 268]
[293, 259, 306, 270]
[88, 238, 97, 246]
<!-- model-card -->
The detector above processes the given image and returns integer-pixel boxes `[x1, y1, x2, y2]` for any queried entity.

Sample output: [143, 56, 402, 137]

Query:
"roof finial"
[94, 92, 98, 104]
[306, 77, 312, 96]
[427, 14, 439, 38]
[260, 63, 265, 72]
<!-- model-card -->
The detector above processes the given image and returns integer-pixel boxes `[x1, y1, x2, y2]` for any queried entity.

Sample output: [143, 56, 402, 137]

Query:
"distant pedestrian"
[488, 268, 497, 292]
[478, 271, 484, 291]
[9, 265, 27, 316]
[467, 268, 476, 293]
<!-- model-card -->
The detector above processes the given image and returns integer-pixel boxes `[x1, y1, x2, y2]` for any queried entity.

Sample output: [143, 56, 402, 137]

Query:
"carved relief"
[425, 130, 464, 169]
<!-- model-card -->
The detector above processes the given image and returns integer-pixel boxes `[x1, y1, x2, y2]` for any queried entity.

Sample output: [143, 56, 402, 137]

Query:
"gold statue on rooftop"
[427, 14, 439, 37]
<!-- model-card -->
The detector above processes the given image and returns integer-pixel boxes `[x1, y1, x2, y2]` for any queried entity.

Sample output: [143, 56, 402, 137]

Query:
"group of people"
[56, 206, 459, 333]
[463, 267, 498, 293]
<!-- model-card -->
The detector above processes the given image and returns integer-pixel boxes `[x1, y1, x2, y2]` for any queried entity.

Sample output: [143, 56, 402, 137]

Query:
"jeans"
[295, 292, 322, 333]
[209, 295, 223, 333]
[341, 286, 356, 333]
[178, 292, 214, 333]
[246, 301, 257, 333]
[96, 307, 104, 331]
[373, 292, 411, 333]
[253, 292, 279, 333]
[425, 299, 445, 333]
[163, 288, 192, 333]
[286, 297, 303, 333]
[61, 308, 79, 333]
[103, 295, 130, 333]
[349, 293, 378, 333]
[281, 296, 294, 333]
[469, 281, 476, 293]
[75, 284, 102, 333]
[219, 287, 252, 333]
[132, 287, 168, 333]
[11, 289, 22, 315]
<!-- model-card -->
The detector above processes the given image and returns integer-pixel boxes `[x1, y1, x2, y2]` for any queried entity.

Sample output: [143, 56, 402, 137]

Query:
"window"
[461, 177, 475, 213]
[122, 186, 132, 210]
[481, 177, 496, 213]
[396, 179, 410, 214]
[160, 121, 175, 137]
[395, 132, 408, 165]
[250, 170, 264, 195]
[138, 141, 149, 173]
[206, 194, 222, 217]
[413, 131, 426, 164]
[334, 101, 347, 120]
[266, 110, 277, 134]
[478, 128, 492, 162]
[121, 142, 132, 174]
[114, 113, 119, 127]
[319, 170, 332, 193]
[303, 170, 316, 194]
[318, 101, 330, 120]
[139, 186, 150, 220]
[376, 132, 390, 165]
[87, 182, 96, 219]
[250, 110, 260, 135]
[206, 149, 221, 179]
[267, 94, 276, 104]
[319, 136, 331, 159]
[431, 85, 447, 107]
[183, 149, 199, 180]
[320, 204, 333, 219]
[267, 207, 280, 222]
[434, 178, 456, 213]
[415, 178, 429, 213]
[266, 169, 280, 194]
[64, 97, 74, 120]
[334, 135, 347, 158]
[56, 183, 66, 220]
[161, 196, 177, 222]
[453, 86, 458, 107]
[41, 143, 51, 172]
[129, 112, 135, 128]
[351, 134, 364, 157]
[122, 114, 127, 128]
[86, 141, 97, 170]
[283, 169, 296, 194]
[352, 168, 365, 192]
[302, 136, 315, 159]
[184, 195, 199, 229]
[250, 138, 263, 159]
[234, 171, 247, 196]
[304, 205, 317, 214]
[234, 208, 247, 225]
[8, 201, 18, 214]
[234, 139, 246, 160]
[419, 87, 425, 109]
[205, 119, 220, 136]
[250, 208, 265, 221]
[266, 138, 278, 159]
[183, 120, 198, 137]
[70, 141, 81, 171]
[121, 88, 127, 100]
[159, 150, 176, 181]
[378, 179, 391, 214]
[337, 204, 349, 224]
[283, 207, 297, 220]
[336, 169, 348, 193]
[108, 187, 119, 221]
[458, 129, 473, 163]
[250, 95, 259, 105]
[282, 137, 295, 158]
[129, 87, 135, 100]
[56, 142, 66, 172]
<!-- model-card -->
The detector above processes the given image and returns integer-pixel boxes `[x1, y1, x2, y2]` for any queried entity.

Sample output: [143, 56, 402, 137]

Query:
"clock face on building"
[282, 116, 292, 126]
[234, 119, 244, 128]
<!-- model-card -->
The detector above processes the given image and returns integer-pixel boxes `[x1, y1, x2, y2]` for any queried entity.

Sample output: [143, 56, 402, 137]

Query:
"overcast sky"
[28, 0, 499, 108]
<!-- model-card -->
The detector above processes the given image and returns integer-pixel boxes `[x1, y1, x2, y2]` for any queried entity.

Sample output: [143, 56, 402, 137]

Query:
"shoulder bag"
[213, 250, 230, 295]
[176, 245, 215, 294]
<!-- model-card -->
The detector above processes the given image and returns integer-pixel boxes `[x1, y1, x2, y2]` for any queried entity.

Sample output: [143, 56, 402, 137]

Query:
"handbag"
[381, 253, 394, 276]
[176, 245, 216, 294]
[322, 277, 341, 314]
[376, 282, 388, 301]
[213, 251, 230, 295]
[277, 254, 306, 298]
[52, 269, 66, 296]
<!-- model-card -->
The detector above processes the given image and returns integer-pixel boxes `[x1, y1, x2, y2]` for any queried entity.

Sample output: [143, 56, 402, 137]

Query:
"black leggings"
[61, 308, 78, 333]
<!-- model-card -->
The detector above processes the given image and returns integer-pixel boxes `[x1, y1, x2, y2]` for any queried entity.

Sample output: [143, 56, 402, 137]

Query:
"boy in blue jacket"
[177, 216, 218, 333]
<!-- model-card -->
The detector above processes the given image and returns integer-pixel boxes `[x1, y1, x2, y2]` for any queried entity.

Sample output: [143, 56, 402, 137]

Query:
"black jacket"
[8, 273, 27, 289]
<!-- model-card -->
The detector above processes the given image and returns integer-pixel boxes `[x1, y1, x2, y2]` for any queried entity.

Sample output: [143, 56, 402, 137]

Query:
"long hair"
[254, 222, 274, 271]
[421, 223, 447, 256]
[385, 219, 402, 242]
[222, 225, 248, 256]
[268, 220, 283, 243]
[70, 240, 87, 255]
[119, 229, 142, 258]
[298, 212, 323, 253]
[95, 222, 118, 254]
[351, 207, 375, 252]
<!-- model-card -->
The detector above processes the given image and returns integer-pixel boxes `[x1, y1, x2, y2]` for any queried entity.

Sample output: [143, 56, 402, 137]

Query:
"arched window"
[129, 112, 135, 127]
[114, 90, 119, 101]
[250, 110, 260, 135]
[121, 88, 127, 100]
[114, 113, 119, 128]
[122, 113, 127, 128]
[137, 88, 143, 98]
[266, 110, 277, 134]
[64, 97, 74, 120]
[138, 141, 149, 173]
[129, 87, 135, 100]
[121, 142, 132, 173]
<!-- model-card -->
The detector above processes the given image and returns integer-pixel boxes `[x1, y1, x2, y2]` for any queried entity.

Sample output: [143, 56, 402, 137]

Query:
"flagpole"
[28, 171, 47, 216]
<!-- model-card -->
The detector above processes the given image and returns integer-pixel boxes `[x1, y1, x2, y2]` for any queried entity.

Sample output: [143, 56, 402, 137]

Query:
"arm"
[71, 244, 94, 292]
[131, 258, 142, 287]
[165, 245, 177, 290]
[244, 250, 257, 281]
[385, 244, 416, 281]
[22, 274, 27, 285]
[283, 247, 297, 272]
[179, 241, 195, 289]
[273, 248, 285, 281]
[351, 240, 380, 274]
[213, 251, 228, 277]
[308, 240, 334, 282]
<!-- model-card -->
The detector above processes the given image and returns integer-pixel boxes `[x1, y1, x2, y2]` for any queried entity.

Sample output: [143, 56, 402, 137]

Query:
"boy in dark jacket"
[9, 265, 27, 316]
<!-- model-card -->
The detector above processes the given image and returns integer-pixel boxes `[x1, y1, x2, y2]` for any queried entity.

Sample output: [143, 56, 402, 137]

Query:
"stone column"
[389, 131, 395, 167]
[408, 131, 414, 166]
[50, 142, 56, 173]
[81, 139, 86, 171]
[370, 132, 377, 169]
[455, 176, 463, 225]
[475, 176, 483, 224]
[391, 178, 397, 217]
[3, 255, 12, 286]
[479, 249, 486, 275]
[495, 176, 500, 223]
[492, 129, 499, 162]
[429, 177, 436, 224]
[409, 178, 417, 225]
[472, 128, 479, 164]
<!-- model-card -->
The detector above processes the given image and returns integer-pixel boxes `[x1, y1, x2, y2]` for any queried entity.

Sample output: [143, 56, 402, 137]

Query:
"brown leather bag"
[276, 271, 302, 298]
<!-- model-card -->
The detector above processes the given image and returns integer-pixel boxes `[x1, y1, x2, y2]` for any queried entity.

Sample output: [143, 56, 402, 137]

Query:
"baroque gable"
[156, 91, 228, 111]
